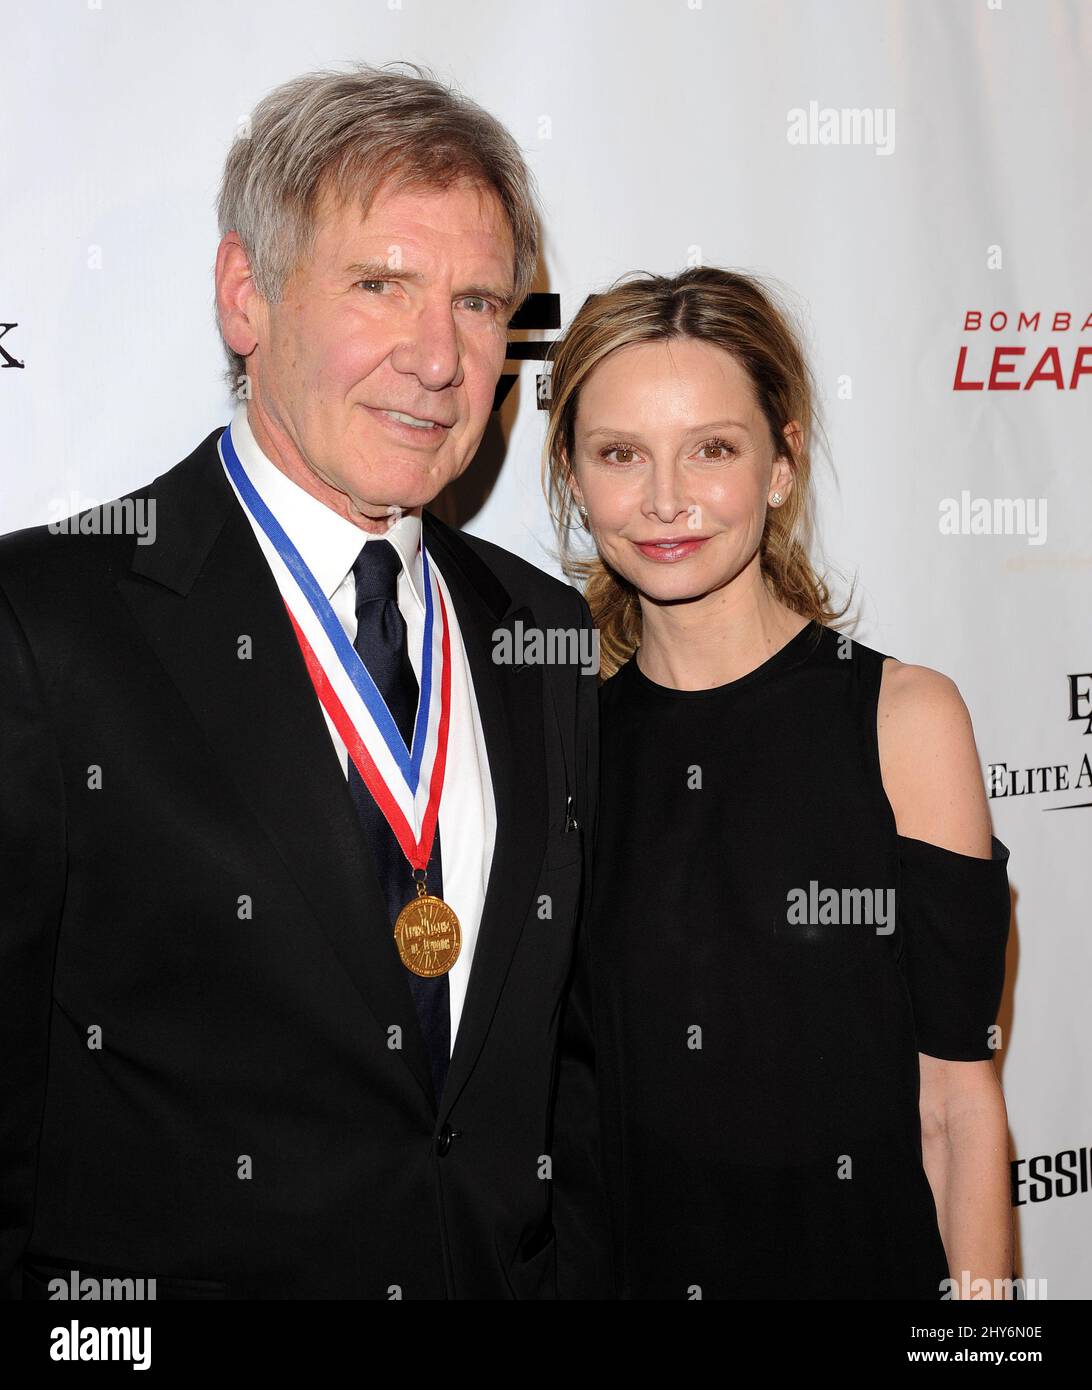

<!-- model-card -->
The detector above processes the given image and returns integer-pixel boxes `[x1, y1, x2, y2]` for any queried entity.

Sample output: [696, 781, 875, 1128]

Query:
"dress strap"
[834, 632, 896, 792]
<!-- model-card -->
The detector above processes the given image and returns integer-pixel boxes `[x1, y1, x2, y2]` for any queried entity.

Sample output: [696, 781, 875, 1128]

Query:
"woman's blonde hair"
[543, 266, 849, 679]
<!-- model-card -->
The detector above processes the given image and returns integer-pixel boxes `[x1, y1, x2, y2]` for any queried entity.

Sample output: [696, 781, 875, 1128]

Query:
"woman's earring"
[578, 503, 589, 524]
[770, 492, 783, 506]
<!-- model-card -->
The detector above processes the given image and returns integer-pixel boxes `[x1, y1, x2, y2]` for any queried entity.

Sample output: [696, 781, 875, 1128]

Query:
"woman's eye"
[697, 440, 736, 460]
[600, 445, 638, 464]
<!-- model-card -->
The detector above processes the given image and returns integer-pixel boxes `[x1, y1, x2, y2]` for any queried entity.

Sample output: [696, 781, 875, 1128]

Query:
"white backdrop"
[2, 0, 1089, 1298]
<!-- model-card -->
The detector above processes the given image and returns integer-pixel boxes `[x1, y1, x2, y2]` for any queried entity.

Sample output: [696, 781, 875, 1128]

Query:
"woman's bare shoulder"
[876, 659, 993, 856]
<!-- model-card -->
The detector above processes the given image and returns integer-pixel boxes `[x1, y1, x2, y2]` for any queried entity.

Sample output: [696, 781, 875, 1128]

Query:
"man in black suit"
[0, 64, 610, 1299]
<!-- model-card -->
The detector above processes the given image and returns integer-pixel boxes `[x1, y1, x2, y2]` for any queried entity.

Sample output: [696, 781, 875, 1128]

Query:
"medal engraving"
[394, 892, 462, 978]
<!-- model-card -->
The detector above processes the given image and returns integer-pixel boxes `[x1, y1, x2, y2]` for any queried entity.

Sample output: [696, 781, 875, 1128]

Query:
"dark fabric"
[0, 427, 613, 1299]
[589, 621, 1011, 1300]
[347, 538, 449, 1105]
[896, 834, 1010, 1061]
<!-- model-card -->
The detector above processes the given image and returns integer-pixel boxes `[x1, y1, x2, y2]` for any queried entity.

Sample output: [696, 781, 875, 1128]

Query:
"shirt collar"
[228, 401, 425, 611]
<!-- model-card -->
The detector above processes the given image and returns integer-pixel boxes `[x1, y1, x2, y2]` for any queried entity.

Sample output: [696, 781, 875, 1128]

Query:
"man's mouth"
[380, 409, 452, 430]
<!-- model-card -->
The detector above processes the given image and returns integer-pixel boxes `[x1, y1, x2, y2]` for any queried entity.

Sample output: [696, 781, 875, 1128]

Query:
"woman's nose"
[647, 458, 686, 523]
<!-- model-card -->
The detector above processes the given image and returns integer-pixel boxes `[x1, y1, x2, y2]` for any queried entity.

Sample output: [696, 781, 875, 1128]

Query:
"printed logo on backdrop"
[0, 322, 24, 369]
[941, 308, 1089, 553]
[495, 293, 560, 412]
[987, 672, 1092, 811]
[953, 306, 1091, 392]
[1012, 1143, 1092, 1207]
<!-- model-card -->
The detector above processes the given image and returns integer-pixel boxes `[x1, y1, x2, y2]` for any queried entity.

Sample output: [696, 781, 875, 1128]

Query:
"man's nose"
[391, 297, 463, 390]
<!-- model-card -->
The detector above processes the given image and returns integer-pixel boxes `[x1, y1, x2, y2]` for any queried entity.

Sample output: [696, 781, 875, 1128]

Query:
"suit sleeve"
[0, 582, 66, 1298]
[550, 590, 616, 1298]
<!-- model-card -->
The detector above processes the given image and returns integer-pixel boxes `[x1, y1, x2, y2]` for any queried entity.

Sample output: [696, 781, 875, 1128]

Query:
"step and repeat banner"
[3, 0, 1089, 1298]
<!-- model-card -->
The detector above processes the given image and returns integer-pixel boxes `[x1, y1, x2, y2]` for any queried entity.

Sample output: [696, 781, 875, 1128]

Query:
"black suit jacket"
[0, 426, 612, 1299]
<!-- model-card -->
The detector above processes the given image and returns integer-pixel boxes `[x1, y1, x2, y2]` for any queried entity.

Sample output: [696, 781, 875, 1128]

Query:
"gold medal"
[394, 878, 462, 978]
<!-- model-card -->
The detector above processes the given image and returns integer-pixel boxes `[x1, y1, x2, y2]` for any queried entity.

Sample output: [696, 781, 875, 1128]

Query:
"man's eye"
[459, 295, 492, 313]
[357, 280, 389, 293]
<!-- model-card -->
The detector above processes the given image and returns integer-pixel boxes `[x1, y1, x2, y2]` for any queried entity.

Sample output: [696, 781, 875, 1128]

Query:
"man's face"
[240, 177, 516, 524]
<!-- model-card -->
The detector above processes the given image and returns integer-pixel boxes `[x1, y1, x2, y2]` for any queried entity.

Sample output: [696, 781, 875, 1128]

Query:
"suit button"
[436, 1123, 454, 1157]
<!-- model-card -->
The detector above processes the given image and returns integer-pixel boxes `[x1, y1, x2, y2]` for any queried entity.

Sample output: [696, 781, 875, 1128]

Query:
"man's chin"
[338, 463, 449, 521]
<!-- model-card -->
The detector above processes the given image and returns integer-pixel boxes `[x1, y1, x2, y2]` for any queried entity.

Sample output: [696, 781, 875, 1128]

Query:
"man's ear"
[214, 232, 263, 361]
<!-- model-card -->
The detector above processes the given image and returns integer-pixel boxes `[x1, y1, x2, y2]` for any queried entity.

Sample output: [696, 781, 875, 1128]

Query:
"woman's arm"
[918, 1053, 1012, 1295]
[878, 659, 1014, 1296]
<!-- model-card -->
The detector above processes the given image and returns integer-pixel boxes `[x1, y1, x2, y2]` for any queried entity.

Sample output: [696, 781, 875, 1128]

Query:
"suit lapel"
[116, 430, 551, 1119]
[117, 429, 438, 1112]
[421, 513, 548, 1114]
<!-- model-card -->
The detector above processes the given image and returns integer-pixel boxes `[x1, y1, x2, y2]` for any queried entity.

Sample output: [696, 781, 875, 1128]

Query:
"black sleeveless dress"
[588, 620, 1011, 1300]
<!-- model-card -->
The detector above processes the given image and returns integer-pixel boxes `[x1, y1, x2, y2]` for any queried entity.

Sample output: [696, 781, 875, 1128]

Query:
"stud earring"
[770, 492, 783, 506]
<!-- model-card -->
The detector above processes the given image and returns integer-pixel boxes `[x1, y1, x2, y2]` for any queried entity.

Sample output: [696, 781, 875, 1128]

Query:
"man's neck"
[245, 399, 422, 536]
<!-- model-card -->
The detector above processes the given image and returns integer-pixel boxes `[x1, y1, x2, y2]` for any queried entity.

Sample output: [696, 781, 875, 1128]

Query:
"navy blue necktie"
[347, 538, 449, 1105]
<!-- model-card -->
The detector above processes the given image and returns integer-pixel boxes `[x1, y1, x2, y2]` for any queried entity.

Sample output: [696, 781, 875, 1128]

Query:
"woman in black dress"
[544, 267, 1013, 1300]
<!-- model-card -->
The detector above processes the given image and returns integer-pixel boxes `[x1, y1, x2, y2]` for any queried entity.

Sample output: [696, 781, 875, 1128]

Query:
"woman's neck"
[635, 562, 810, 691]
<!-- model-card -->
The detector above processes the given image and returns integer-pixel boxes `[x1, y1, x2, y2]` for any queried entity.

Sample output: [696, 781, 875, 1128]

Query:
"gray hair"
[214, 61, 540, 393]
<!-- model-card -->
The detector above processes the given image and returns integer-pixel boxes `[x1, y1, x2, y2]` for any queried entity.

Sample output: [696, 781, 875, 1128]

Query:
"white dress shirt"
[222, 401, 496, 1048]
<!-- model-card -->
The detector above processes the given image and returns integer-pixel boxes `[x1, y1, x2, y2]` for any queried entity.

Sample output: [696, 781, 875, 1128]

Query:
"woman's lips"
[632, 536, 710, 563]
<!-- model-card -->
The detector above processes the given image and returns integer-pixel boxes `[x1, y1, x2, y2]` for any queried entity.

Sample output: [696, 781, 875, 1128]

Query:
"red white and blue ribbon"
[219, 421, 450, 873]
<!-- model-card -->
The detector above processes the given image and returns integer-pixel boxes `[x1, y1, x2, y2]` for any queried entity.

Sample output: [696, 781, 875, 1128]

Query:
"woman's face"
[569, 337, 795, 606]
